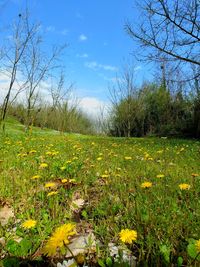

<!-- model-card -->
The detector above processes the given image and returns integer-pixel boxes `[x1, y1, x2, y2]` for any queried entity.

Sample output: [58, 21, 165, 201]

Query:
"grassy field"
[0, 118, 200, 266]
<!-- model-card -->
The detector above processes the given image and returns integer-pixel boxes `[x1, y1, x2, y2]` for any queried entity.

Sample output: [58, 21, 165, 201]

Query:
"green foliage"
[6, 238, 32, 257]
[109, 82, 198, 138]
[187, 239, 200, 260]
[177, 256, 183, 267]
[159, 244, 171, 263]
[7, 102, 94, 135]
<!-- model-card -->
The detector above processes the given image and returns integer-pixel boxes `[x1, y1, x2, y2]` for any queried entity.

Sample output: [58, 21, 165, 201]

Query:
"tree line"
[108, 66, 199, 138]
[107, 0, 200, 138]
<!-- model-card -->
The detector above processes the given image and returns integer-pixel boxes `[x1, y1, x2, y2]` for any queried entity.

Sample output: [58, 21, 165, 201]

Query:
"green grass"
[0, 118, 200, 266]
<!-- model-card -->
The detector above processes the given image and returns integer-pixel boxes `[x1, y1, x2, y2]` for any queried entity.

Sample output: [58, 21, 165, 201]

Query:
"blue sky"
[0, 0, 154, 116]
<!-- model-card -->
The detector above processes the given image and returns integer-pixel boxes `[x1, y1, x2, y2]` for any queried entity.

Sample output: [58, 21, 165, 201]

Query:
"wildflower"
[196, 239, 200, 253]
[141, 182, 152, 188]
[52, 151, 59, 156]
[29, 150, 37, 154]
[60, 166, 66, 171]
[47, 191, 58, 197]
[39, 163, 48, 169]
[43, 223, 76, 256]
[179, 183, 190, 190]
[22, 219, 37, 229]
[156, 174, 165, 178]
[101, 174, 109, 178]
[119, 229, 137, 244]
[31, 175, 40, 180]
[69, 179, 77, 184]
[124, 156, 132, 160]
[61, 179, 68, 183]
[45, 182, 56, 188]
[192, 173, 199, 177]
[97, 157, 102, 161]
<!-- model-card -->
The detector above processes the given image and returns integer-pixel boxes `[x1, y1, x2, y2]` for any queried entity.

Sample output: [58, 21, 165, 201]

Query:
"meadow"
[0, 119, 200, 267]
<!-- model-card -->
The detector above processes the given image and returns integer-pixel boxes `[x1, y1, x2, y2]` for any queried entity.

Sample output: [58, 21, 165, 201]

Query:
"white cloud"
[60, 29, 68, 36]
[85, 61, 118, 72]
[76, 53, 89, 58]
[0, 71, 52, 105]
[79, 97, 110, 119]
[79, 34, 87, 41]
[46, 26, 55, 32]
[134, 65, 142, 72]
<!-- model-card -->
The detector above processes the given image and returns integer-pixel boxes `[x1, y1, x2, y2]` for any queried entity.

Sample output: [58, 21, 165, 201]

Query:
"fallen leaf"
[0, 205, 14, 226]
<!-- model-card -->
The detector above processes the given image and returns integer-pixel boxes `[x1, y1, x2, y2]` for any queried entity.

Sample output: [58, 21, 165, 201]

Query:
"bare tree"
[109, 64, 140, 137]
[47, 72, 75, 132]
[22, 27, 66, 130]
[0, 12, 38, 131]
[49, 71, 73, 110]
[126, 0, 200, 78]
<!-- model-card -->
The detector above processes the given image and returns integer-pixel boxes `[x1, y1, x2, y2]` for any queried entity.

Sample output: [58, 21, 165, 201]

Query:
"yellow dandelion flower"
[156, 174, 165, 178]
[97, 157, 102, 161]
[22, 219, 37, 229]
[61, 179, 68, 183]
[192, 173, 199, 177]
[45, 182, 56, 188]
[39, 163, 48, 169]
[179, 183, 190, 190]
[119, 229, 137, 244]
[51, 151, 59, 156]
[101, 174, 109, 178]
[124, 156, 132, 160]
[47, 191, 58, 197]
[31, 175, 40, 180]
[69, 179, 77, 184]
[141, 182, 152, 188]
[196, 239, 200, 253]
[43, 223, 76, 256]
[60, 166, 66, 171]
[29, 150, 37, 154]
